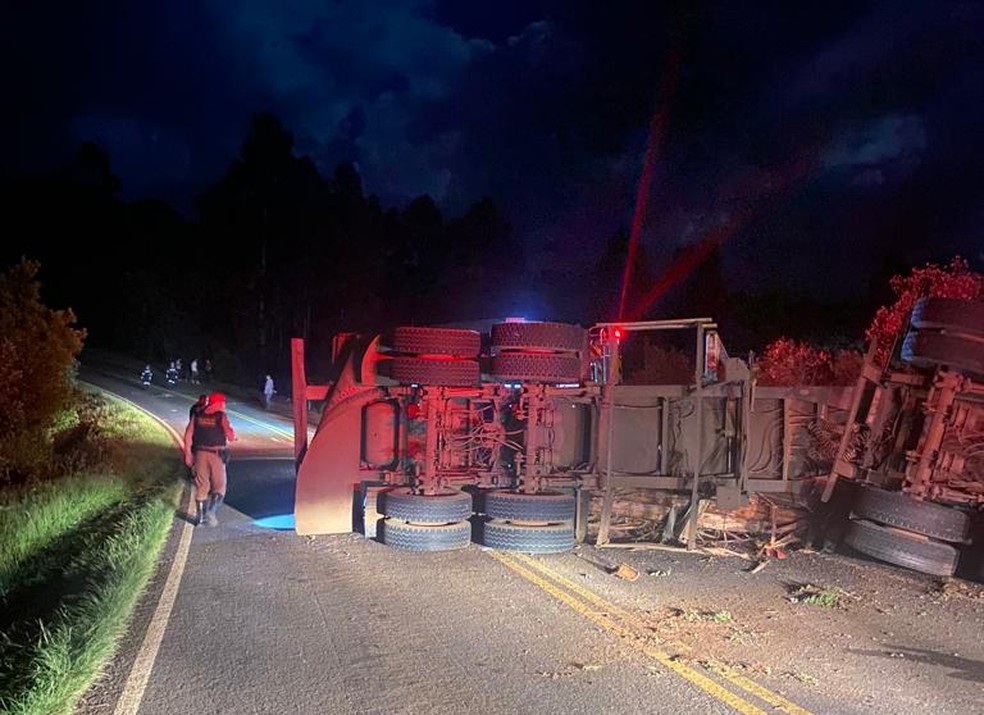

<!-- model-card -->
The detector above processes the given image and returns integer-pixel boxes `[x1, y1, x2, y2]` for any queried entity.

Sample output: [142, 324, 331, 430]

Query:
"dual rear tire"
[377, 488, 473, 551]
[374, 486, 579, 554]
[489, 321, 586, 384]
[842, 487, 970, 577]
[901, 297, 984, 377]
[389, 327, 482, 387]
[475, 489, 577, 554]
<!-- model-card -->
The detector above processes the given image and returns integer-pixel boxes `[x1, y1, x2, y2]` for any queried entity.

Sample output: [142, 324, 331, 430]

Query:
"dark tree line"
[1, 111, 879, 384]
[1, 113, 529, 382]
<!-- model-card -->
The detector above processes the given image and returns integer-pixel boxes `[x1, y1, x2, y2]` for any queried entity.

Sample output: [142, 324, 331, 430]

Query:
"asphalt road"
[71, 367, 984, 715]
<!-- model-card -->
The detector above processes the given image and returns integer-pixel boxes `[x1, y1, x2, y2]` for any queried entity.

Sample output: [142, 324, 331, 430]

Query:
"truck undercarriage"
[290, 297, 984, 578]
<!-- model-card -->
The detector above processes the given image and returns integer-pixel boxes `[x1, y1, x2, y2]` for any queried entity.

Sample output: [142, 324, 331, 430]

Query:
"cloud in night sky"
[3, 0, 982, 306]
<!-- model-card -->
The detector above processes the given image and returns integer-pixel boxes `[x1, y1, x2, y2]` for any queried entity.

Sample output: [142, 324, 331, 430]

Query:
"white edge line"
[97, 391, 196, 715]
[113, 504, 193, 715]
[91, 385, 303, 714]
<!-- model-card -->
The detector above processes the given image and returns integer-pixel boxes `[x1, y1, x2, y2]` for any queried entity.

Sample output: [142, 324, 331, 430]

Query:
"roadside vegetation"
[788, 583, 846, 608]
[617, 256, 981, 387]
[754, 256, 982, 386]
[0, 260, 184, 715]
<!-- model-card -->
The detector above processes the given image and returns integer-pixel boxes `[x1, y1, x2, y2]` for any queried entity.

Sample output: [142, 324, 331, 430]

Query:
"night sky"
[3, 1, 982, 310]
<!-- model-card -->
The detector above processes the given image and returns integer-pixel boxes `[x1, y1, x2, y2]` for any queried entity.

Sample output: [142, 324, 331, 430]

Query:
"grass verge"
[0, 396, 184, 715]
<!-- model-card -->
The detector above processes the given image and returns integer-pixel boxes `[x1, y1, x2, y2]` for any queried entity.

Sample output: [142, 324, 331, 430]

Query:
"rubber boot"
[195, 500, 207, 526]
[207, 493, 224, 527]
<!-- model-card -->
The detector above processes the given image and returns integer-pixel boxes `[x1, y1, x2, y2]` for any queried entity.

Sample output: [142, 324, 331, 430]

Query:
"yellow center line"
[488, 551, 769, 715]
[493, 551, 818, 715]
[509, 554, 817, 715]
[509, 552, 817, 715]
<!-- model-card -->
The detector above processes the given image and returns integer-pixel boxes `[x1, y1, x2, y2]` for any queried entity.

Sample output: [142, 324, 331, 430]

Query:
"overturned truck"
[290, 298, 983, 578]
[821, 297, 984, 577]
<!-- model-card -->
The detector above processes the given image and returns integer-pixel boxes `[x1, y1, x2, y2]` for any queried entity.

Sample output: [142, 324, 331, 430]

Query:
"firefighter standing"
[183, 391, 236, 526]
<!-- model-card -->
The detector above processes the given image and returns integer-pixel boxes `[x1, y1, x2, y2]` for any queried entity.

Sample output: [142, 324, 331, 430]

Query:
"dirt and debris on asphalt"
[533, 534, 984, 713]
